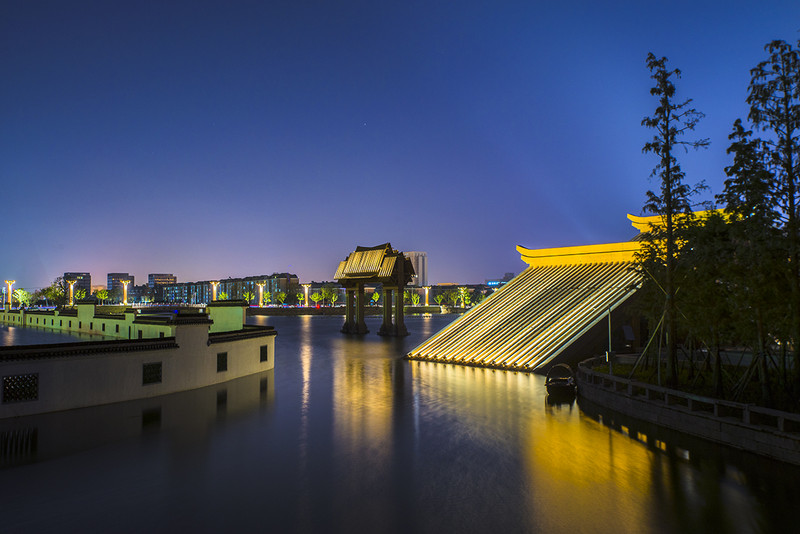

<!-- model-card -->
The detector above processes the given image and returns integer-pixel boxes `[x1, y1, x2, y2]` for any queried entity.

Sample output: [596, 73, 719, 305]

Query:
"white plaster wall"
[0, 326, 275, 418]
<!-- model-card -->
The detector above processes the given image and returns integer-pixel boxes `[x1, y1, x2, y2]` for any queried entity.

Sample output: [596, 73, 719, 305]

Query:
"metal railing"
[578, 356, 800, 434]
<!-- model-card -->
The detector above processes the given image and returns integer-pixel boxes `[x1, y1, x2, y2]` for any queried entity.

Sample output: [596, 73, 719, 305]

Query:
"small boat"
[545, 363, 577, 398]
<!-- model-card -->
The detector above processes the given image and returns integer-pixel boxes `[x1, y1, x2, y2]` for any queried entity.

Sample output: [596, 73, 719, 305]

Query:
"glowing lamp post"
[424, 286, 430, 307]
[4, 280, 15, 308]
[302, 284, 311, 308]
[121, 280, 130, 306]
[210, 281, 220, 301]
[257, 282, 266, 307]
[68, 280, 76, 306]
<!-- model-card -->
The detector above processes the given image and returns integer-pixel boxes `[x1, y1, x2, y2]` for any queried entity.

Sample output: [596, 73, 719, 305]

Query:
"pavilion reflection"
[332, 338, 399, 464]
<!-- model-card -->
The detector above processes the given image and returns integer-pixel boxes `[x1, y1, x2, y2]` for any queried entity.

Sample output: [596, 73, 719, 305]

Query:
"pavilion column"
[342, 287, 356, 334]
[379, 288, 393, 336]
[394, 285, 408, 336]
[356, 283, 368, 334]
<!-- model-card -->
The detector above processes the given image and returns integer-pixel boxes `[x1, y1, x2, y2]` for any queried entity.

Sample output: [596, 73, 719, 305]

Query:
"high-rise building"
[404, 251, 428, 287]
[148, 273, 177, 288]
[63, 272, 92, 296]
[107, 273, 134, 292]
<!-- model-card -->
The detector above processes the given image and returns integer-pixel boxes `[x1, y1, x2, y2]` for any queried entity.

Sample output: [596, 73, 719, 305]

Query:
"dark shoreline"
[576, 356, 800, 465]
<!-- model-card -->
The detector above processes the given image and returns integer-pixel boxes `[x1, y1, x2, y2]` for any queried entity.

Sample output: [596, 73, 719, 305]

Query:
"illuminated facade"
[407, 214, 664, 372]
[148, 273, 177, 288]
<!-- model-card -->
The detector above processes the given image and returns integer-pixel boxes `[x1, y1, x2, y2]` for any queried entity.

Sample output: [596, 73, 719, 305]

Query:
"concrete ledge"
[246, 305, 448, 317]
[577, 357, 800, 465]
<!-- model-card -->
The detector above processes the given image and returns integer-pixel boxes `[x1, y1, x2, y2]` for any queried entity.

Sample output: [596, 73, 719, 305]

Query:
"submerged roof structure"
[407, 214, 663, 372]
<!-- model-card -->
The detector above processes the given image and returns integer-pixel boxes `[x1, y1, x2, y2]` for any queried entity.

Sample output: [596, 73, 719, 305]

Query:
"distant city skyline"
[3, 1, 799, 290]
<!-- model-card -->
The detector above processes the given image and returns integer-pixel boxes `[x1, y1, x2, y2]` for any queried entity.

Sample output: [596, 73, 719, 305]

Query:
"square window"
[116, 324, 119, 333]
[102, 323, 106, 331]
[260, 345, 269, 363]
[142, 363, 162, 385]
[217, 352, 228, 372]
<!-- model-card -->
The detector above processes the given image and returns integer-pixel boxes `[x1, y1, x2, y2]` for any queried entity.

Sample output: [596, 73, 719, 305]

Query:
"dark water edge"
[0, 314, 797, 533]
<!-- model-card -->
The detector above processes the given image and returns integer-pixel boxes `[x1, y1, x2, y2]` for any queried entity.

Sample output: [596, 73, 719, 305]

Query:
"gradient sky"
[3, 1, 799, 290]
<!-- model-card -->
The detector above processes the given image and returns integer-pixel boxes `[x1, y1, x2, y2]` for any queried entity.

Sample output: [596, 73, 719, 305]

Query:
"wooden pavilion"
[334, 244, 415, 336]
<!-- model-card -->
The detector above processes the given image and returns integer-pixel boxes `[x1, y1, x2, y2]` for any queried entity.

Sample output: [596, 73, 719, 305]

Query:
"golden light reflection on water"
[332, 338, 396, 460]
[523, 408, 656, 533]
[407, 357, 765, 534]
[410, 360, 537, 449]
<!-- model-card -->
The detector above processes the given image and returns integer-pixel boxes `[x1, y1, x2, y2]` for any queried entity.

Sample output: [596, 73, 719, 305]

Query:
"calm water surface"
[0, 324, 107, 345]
[1, 314, 798, 533]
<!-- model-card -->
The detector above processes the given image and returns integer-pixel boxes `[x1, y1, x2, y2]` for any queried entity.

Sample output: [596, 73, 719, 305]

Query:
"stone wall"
[577, 358, 800, 465]
[0, 324, 276, 418]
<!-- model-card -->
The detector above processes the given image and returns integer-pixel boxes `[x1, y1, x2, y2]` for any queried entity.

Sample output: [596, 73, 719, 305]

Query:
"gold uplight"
[67, 280, 76, 306]
[256, 282, 266, 307]
[4, 280, 15, 307]
[121, 280, 131, 306]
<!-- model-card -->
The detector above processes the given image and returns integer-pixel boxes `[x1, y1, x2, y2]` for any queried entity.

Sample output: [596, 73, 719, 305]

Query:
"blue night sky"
[2, 1, 799, 290]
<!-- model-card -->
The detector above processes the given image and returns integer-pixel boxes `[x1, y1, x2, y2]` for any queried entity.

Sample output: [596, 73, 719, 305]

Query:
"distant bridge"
[407, 214, 665, 372]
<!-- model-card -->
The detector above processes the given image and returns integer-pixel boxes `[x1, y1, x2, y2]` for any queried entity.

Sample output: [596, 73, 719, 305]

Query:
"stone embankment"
[246, 305, 450, 317]
[576, 356, 800, 465]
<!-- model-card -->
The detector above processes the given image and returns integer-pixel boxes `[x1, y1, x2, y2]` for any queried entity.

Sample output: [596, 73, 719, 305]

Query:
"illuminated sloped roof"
[334, 243, 414, 286]
[406, 213, 657, 372]
[408, 262, 638, 371]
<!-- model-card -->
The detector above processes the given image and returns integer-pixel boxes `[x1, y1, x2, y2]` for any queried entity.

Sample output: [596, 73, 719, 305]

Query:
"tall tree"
[13, 288, 32, 307]
[746, 40, 800, 389]
[95, 289, 109, 305]
[718, 119, 784, 402]
[640, 53, 709, 387]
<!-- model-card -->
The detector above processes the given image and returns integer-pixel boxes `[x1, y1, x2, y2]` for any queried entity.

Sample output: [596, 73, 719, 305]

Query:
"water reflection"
[0, 314, 797, 533]
[0, 371, 274, 468]
[0, 324, 108, 346]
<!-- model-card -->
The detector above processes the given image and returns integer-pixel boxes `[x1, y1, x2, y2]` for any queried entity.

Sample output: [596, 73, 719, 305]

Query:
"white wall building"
[404, 251, 428, 287]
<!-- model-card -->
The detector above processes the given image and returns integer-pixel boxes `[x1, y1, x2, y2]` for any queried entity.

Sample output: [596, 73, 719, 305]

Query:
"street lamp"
[4, 280, 15, 308]
[210, 281, 220, 301]
[458, 286, 467, 308]
[424, 286, 431, 307]
[67, 280, 76, 306]
[302, 284, 311, 308]
[121, 280, 130, 306]
[256, 282, 266, 307]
